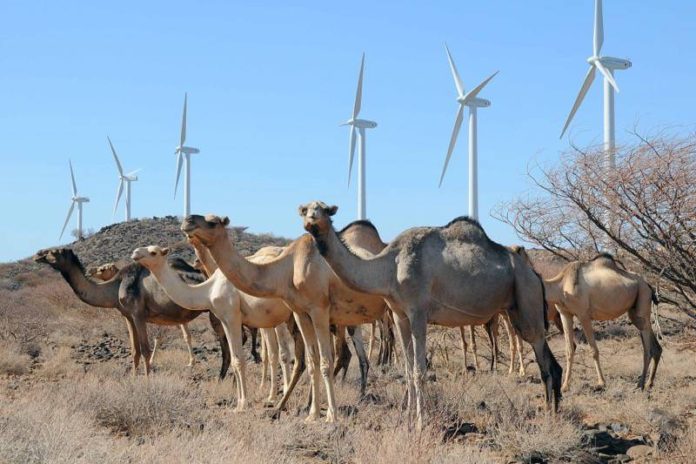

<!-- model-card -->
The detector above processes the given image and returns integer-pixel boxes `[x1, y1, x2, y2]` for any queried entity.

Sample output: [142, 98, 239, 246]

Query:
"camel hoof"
[304, 413, 320, 423]
[263, 399, 276, 408]
[561, 384, 570, 393]
[591, 383, 606, 393]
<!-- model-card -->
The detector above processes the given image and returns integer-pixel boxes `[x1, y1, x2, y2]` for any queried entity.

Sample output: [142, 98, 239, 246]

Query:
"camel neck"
[312, 225, 392, 297]
[192, 241, 219, 275]
[147, 262, 211, 311]
[207, 236, 283, 298]
[59, 261, 120, 308]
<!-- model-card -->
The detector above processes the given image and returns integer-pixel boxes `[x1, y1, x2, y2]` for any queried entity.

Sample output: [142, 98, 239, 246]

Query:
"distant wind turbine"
[108, 136, 140, 221]
[343, 53, 377, 220]
[174, 93, 200, 217]
[60, 160, 90, 240]
[438, 45, 498, 220]
[560, 0, 631, 169]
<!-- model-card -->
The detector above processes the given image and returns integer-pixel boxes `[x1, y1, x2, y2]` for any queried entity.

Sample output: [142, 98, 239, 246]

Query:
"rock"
[610, 454, 631, 463]
[626, 445, 653, 459]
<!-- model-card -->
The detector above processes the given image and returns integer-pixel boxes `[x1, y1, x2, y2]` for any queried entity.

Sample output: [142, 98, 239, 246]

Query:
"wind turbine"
[108, 136, 140, 221]
[438, 45, 498, 220]
[560, 0, 631, 169]
[60, 160, 90, 240]
[343, 53, 377, 220]
[174, 93, 200, 217]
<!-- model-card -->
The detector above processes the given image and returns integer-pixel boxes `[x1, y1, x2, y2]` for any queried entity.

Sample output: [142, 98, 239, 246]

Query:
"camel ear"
[327, 205, 338, 216]
[298, 205, 308, 217]
[161, 247, 170, 256]
[220, 217, 230, 226]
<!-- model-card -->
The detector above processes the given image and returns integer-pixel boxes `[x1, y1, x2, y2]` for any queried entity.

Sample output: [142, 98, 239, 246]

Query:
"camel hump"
[589, 253, 626, 270]
[561, 261, 584, 297]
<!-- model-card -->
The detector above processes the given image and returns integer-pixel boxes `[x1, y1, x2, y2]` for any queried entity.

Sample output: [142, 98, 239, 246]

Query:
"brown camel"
[88, 261, 196, 367]
[181, 214, 389, 423]
[33, 248, 231, 378]
[300, 201, 562, 429]
[543, 254, 661, 392]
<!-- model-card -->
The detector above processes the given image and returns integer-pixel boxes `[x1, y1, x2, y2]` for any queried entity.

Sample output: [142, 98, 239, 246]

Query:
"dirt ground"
[1, 268, 695, 463]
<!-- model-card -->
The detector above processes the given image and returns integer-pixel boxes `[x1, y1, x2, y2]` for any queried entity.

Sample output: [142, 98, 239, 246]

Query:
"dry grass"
[1, 270, 696, 463]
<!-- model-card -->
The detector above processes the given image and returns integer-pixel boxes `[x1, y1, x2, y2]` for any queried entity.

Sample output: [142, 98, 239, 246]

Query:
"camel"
[299, 201, 562, 428]
[458, 314, 526, 376]
[33, 248, 231, 378]
[88, 261, 196, 367]
[181, 214, 389, 423]
[543, 254, 661, 392]
[131, 244, 299, 410]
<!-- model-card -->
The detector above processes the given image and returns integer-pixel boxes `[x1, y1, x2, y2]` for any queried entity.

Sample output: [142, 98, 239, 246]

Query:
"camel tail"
[649, 284, 659, 305]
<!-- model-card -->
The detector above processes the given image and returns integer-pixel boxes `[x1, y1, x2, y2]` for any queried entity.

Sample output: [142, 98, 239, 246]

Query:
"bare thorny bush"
[495, 133, 696, 317]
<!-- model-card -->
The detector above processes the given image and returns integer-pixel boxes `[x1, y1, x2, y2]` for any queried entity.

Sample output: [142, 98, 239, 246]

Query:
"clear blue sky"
[2, 1, 694, 262]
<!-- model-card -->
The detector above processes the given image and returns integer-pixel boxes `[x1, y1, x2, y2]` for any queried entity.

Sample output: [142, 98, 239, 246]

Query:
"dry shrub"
[35, 346, 76, 380]
[0, 398, 122, 464]
[0, 340, 32, 376]
[69, 374, 205, 436]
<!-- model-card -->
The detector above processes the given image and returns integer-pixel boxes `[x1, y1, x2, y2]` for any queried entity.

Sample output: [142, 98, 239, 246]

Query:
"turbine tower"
[108, 136, 140, 221]
[174, 93, 200, 217]
[60, 160, 90, 240]
[560, 0, 631, 169]
[343, 53, 377, 220]
[438, 45, 498, 220]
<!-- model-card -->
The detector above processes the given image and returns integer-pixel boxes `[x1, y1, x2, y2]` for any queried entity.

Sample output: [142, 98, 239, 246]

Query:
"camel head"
[88, 263, 120, 281]
[131, 246, 170, 269]
[299, 201, 338, 237]
[33, 248, 78, 270]
[181, 214, 229, 247]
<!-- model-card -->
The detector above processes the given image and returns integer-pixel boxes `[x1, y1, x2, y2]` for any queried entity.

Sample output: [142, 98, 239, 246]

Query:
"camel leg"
[261, 328, 280, 403]
[485, 317, 499, 372]
[409, 310, 428, 431]
[559, 311, 576, 392]
[149, 336, 158, 366]
[208, 312, 231, 381]
[310, 308, 338, 423]
[180, 324, 195, 367]
[132, 316, 152, 376]
[125, 318, 141, 376]
[347, 325, 369, 397]
[249, 327, 261, 364]
[228, 315, 248, 411]
[272, 320, 306, 415]
[500, 313, 516, 375]
[628, 289, 662, 390]
[275, 324, 294, 394]
[368, 321, 377, 362]
[579, 318, 605, 389]
[469, 325, 479, 370]
[458, 326, 469, 374]
[259, 329, 268, 393]
[381, 317, 395, 366]
[515, 333, 526, 376]
[293, 313, 322, 422]
[333, 326, 352, 382]
[392, 311, 414, 415]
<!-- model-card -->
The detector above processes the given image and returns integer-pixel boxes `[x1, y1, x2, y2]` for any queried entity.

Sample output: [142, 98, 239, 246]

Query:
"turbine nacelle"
[587, 56, 632, 70]
[342, 118, 378, 129]
[72, 196, 90, 203]
[175, 146, 200, 155]
[457, 96, 491, 108]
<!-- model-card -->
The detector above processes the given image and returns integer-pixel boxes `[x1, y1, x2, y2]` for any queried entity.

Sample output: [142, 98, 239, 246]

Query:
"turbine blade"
[594, 0, 604, 56]
[439, 104, 465, 187]
[114, 180, 124, 215]
[126, 169, 141, 177]
[68, 160, 77, 196]
[174, 152, 183, 198]
[445, 44, 465, 97]
[353, 53, 365, 119]
[560, 65, 596, 138]
[594, 60, 619, 92]
[180, 93, 187, 147]
[347, 126, 357, 186]
[108, 136, 124, 176]
[60, 201, 76, 239]
[461, 71, 498, 105]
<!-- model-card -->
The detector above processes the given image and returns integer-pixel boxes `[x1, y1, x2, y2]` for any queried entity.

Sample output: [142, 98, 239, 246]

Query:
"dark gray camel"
[34, 248, 230, 378]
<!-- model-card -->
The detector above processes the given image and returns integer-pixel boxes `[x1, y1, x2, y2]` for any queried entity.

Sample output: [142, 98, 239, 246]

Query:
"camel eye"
[150, 251, 156, 256]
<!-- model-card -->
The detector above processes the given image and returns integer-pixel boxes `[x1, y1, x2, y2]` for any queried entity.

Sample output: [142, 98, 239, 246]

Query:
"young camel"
[300, 201, 562, 429]
[181, 214, 389, 423]
[33, 248, 231, 378]
[544, 254, 661, 392]
[88, 261, 196, 367]
[131, 243, 298, 409]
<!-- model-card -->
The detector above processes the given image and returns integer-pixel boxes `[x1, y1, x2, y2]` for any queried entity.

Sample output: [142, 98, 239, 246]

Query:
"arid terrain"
[1, 218, 694, 463]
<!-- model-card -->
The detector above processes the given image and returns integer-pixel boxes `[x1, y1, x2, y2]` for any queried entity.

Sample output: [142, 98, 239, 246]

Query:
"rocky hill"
[0, 216, 290, 288]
